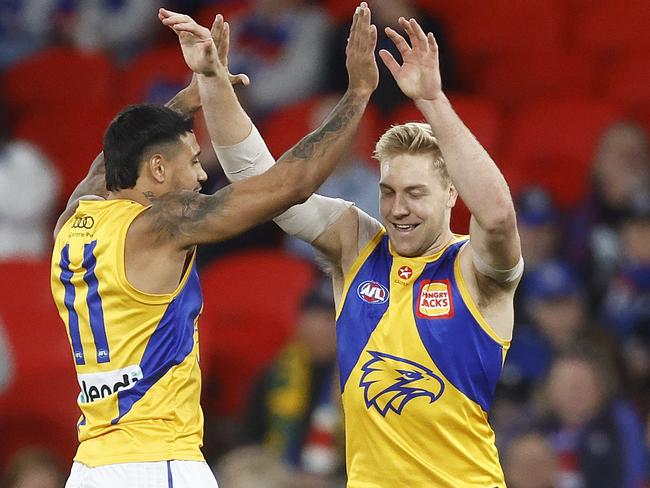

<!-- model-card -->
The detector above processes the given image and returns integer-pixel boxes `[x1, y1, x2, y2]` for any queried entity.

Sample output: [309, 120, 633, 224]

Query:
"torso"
[50, 199, 205, 466]
[335, 230, 508, 487]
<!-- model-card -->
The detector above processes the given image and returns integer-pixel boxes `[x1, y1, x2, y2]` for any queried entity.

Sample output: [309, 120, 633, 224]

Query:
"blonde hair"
[373, 122, 450, 183]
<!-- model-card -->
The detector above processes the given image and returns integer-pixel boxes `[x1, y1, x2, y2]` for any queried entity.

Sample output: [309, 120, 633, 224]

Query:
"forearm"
[416, 95, 515, 229]
[197, 72, 252, 147]
[165, 76, 201, 116]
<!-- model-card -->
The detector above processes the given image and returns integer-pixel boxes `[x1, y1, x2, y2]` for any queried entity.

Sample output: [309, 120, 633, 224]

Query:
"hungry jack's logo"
[417, 280, 454, 318]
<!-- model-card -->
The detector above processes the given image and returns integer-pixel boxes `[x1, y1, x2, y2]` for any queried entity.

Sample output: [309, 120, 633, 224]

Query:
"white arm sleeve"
[213, 123, 353, 243]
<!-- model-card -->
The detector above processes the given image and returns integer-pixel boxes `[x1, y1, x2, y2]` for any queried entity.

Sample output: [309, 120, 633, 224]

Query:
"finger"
[385, 26, 411, 57]
[162, 13, 194, 26]
[368, 23, 377, 52]
[222, 21, 231, 60]
[409, 18, 429, 50]
[378, 49, 400, 75]
[210, 13, 223, 40]
[170, 22, 210, 40]
[349, 6, 360, 46]
[427, 32, 439, 52]
[229, 73, 250, 86]
[158, 8, 177, 19]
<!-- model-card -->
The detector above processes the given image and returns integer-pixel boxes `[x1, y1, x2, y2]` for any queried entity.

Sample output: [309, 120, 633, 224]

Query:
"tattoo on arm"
[289, 92, 361, 160]
[145, 187, 233, 243]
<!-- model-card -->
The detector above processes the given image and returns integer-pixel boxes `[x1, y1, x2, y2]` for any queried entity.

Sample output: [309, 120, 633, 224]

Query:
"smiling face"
[379, 152, 457, 257]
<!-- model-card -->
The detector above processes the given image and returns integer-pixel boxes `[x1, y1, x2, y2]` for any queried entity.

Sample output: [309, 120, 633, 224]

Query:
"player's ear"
[147, 154, 166, 184]
[447, 184, 458, 208]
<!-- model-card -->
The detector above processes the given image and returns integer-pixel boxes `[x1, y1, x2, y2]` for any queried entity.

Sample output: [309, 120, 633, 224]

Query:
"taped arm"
[214, 123, 353, 248]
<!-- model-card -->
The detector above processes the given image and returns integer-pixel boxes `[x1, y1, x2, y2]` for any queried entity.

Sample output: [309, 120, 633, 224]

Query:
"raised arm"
[149, 6, 377, 249]
[381, 18, 521, 278]
[52, 77, 202, 238]
[211, 4, 381, 274]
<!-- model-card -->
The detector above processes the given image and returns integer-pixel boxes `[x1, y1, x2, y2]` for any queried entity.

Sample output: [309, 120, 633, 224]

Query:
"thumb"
[229, 73, 250, 86]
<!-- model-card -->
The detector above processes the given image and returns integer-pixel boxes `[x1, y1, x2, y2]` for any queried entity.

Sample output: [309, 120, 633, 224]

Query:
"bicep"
[313, 206, 381, 275]
[468, 215, 521, 273]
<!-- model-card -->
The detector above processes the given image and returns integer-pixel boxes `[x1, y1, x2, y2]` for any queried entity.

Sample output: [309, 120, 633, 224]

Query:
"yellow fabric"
[51, 199, 204, 466]
[339, 232, 506, 487]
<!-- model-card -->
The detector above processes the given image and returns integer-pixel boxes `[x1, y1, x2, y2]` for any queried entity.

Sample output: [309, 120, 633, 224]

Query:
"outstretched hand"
[346, 2, 379, 96]
[159, 8, 223, 77]
[379, 17, 442, 102]
[210, 14, 250, 86]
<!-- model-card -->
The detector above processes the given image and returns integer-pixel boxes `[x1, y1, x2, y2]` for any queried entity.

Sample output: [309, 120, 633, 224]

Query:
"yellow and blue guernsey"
[50, 199, 204, 467]
[336, 229, 509, 487]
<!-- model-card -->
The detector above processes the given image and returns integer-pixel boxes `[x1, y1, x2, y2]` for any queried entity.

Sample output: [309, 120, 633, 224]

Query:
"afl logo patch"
[357, 280, 389, 304]
[416, 280, 454, 318]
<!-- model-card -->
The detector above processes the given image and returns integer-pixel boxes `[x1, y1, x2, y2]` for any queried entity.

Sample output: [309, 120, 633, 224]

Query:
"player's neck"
[420, 228, 455, 258]
[107, 187, 154, 207]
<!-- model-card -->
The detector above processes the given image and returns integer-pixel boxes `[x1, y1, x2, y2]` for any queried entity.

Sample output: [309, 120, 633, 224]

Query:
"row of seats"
[323, 0, 650, 55]
[0, 251, 316, 468]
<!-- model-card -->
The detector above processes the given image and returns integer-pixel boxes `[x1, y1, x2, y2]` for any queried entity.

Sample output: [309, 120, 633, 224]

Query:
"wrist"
[346, 86, 373, 100]
[414, 93, 449, 115]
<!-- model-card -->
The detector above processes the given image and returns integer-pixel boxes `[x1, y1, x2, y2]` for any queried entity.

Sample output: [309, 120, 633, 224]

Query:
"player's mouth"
[392, 223, 419, 232]
[194, 186, 202, 192]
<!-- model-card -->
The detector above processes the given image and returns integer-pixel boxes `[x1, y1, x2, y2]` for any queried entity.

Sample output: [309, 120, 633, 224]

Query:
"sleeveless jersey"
[336, 230, 509, 487]
[50, 199, 205, 467]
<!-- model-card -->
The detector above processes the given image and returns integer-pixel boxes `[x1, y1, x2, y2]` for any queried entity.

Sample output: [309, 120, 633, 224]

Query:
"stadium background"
[0, 0, 649, 486]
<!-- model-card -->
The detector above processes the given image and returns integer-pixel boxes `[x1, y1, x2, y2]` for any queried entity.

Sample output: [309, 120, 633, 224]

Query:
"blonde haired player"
[50, 5, 378, 487]
[211, 11, 522, 487]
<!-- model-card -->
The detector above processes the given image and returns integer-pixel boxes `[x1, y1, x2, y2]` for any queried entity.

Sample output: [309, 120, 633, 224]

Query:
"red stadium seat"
[477, 51, 600, 109]
[505, 98, 622, 208]
[198, 250, 315, 416]
[574, 1, 650, 55]
[12, 103, 116, 203]
[0, 259, 79, 469]
[260, 95, 382, 165]
[606, 51, 650, 111]
[448, 1, 566, 56]
[2, 47, 114, 118]
[388, 95, 505, 155]
[120, 46, 192, 106]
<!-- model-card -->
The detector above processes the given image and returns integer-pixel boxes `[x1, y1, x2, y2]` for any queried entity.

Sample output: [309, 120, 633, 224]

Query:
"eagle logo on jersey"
[359, 351, 445, 416]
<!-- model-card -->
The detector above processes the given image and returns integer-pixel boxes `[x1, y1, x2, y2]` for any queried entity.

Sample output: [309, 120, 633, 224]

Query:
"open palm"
[379, 17, 442, 102]
[159, 9, 221, 76]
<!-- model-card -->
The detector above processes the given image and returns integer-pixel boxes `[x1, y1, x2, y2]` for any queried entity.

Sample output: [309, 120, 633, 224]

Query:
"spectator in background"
[0, 0, 68, 69]
[516, 186, 562, 271]
[72, 0, 159, 61]
[0, 99, 60, 259]
[2, 447, 65, 488]
[601, 210, 650, 340]
[326, 0, 457, 115]
[503, 431, 559, 488]
[514, 186, 563, 323]
[570, 121, 650, 306]
[227, 0, 331, 116]
[538, 348, 648, 488]
[241, 280, 343, 483]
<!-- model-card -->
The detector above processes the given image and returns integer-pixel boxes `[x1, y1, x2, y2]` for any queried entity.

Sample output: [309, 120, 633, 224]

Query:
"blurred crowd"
[1, 1, 650, 487]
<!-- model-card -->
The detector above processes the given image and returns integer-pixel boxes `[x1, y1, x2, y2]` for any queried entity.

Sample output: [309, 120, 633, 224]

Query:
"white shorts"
[65, 460, 219, 488]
